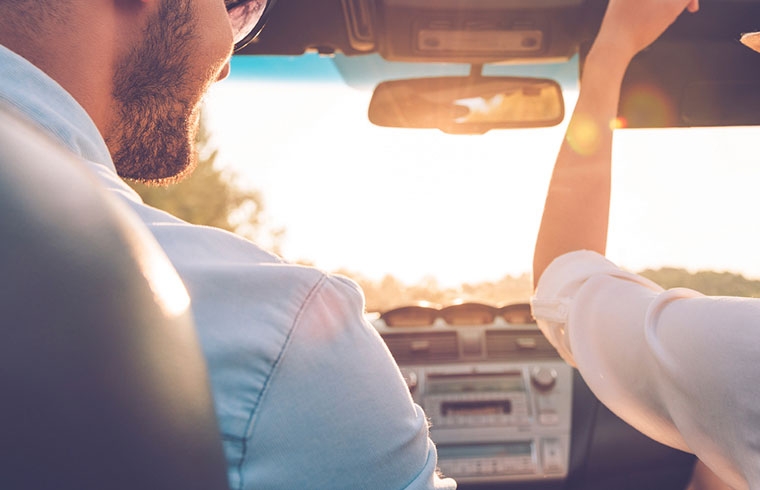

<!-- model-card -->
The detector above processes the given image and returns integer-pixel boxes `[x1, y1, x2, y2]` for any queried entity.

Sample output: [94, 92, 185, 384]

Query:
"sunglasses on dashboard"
[380, 303, 536, 328]
[226, 0, 279, 52]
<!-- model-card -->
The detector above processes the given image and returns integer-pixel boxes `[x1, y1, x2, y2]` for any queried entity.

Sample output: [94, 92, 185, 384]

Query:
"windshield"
[203, 53, 760, 308]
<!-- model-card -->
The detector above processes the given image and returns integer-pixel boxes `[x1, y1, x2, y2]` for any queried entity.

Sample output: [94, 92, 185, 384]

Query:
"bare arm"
[533, 0, 700, 288]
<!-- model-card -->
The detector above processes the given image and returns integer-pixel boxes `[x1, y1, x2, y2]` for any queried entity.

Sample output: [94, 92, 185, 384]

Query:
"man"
[532, 0, 759, 488]
[0, 1, 454, 488]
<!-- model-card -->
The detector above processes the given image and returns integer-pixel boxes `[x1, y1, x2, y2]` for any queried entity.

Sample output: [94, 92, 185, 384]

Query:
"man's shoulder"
[88, 170, 362, 329]
[147, 218, 360, 330]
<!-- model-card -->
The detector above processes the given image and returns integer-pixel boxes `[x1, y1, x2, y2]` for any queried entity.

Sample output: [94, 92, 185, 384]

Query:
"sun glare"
[204, 59, 760, 285]
[206, 79, 567, 286]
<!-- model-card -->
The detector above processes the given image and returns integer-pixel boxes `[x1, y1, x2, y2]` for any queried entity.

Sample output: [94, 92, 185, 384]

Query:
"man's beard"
[108, 0, 211, 185]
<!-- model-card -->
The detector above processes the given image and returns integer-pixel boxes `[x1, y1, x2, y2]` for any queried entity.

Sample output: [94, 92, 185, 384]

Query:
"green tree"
[341, 266, 760, 314]
[337, 269, 533, 313]
[127, 116, 282, 250]
[640, 267, 760, 297]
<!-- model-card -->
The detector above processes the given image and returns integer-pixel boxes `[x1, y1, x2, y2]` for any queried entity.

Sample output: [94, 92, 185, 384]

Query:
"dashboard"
[371, 303, 696, 489]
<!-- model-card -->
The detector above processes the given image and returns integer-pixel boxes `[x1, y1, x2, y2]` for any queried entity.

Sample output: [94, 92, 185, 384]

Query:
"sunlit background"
[203, 54, 760, 289]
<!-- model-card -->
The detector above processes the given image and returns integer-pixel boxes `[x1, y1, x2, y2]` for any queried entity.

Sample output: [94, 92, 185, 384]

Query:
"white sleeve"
[531, 251, 760, 490]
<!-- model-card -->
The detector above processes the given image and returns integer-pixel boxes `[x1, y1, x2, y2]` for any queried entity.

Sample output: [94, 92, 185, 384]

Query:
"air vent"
[485, 330, 557, 359]
[381, 332, 458, 363]
[342, 0, 376, 51]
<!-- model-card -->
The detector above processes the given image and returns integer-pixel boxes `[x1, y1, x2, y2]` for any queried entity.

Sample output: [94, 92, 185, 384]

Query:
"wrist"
[585, 36, 635, 79]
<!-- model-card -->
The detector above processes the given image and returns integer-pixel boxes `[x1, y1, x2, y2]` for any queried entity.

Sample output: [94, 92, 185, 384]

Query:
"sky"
[202, 54, 760, 287]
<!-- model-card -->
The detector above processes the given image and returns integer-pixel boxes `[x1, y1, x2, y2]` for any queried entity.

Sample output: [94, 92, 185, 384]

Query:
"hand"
[594, 0, 700, 62]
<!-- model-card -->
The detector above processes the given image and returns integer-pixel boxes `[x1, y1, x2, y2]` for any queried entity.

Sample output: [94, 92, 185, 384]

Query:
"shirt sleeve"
[239, 274, 457, 490]
[531, 251, 760, 490]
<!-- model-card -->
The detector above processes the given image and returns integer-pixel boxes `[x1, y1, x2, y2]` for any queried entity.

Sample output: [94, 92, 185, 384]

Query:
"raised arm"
[532, 0, 700, 288]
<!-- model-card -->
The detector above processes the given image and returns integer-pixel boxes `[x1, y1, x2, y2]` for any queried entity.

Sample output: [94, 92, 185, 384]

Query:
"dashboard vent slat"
[381, 332, 458, 363]
[485, 330, 558, 359]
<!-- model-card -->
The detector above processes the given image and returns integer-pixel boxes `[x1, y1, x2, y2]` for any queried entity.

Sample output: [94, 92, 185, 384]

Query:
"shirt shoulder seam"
[233, 271, 329, 488]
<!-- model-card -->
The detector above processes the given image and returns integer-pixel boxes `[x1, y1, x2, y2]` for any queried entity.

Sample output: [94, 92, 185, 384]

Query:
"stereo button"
[539, 412, 560, 426]
[542, 440, 564, 474]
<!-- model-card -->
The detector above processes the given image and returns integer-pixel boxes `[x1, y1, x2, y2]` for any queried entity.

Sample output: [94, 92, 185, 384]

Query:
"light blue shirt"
[0, 44, 455, 490]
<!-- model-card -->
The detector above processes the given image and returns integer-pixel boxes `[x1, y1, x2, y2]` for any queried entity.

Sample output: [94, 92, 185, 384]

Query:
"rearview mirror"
[368, 76, 564, 135]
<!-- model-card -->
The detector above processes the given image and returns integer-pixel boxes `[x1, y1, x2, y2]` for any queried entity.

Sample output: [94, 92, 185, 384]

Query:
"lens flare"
[620, 85, 675, 127]
[610, 117, 628, 130]
[566, 113, 600, 156]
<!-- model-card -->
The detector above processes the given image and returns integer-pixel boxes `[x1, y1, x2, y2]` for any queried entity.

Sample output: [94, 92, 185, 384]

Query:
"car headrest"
[0, 105, 229, 490]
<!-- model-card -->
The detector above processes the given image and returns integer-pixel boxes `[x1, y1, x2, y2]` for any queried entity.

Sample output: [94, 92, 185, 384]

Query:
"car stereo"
[372, 303, 572, 484]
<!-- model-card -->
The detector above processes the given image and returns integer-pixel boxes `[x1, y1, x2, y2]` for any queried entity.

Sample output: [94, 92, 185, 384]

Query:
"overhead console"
[369, 0, 587, 63]
[243, 0, 602, 62]
[241, 0, 760, 129]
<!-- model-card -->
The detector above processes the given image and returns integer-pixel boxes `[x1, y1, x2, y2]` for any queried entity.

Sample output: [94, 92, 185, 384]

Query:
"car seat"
[0, 104, 230, 490]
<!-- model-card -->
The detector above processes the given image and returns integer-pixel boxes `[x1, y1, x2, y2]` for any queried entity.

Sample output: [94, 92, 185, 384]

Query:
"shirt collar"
[0, 44, 116, 173]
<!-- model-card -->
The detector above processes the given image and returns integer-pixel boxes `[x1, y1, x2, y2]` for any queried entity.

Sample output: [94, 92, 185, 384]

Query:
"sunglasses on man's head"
[226, 0, 278, 52]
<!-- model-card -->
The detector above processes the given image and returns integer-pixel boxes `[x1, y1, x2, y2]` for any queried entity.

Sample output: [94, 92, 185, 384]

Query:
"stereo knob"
[531, 367, 557, 391]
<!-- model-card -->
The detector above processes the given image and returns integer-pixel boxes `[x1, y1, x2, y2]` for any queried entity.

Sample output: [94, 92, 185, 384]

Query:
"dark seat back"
[0, 106, 229, 490]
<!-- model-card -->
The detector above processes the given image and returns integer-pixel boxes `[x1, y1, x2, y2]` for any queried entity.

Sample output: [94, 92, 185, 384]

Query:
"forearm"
[532, 45, 631, 287]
